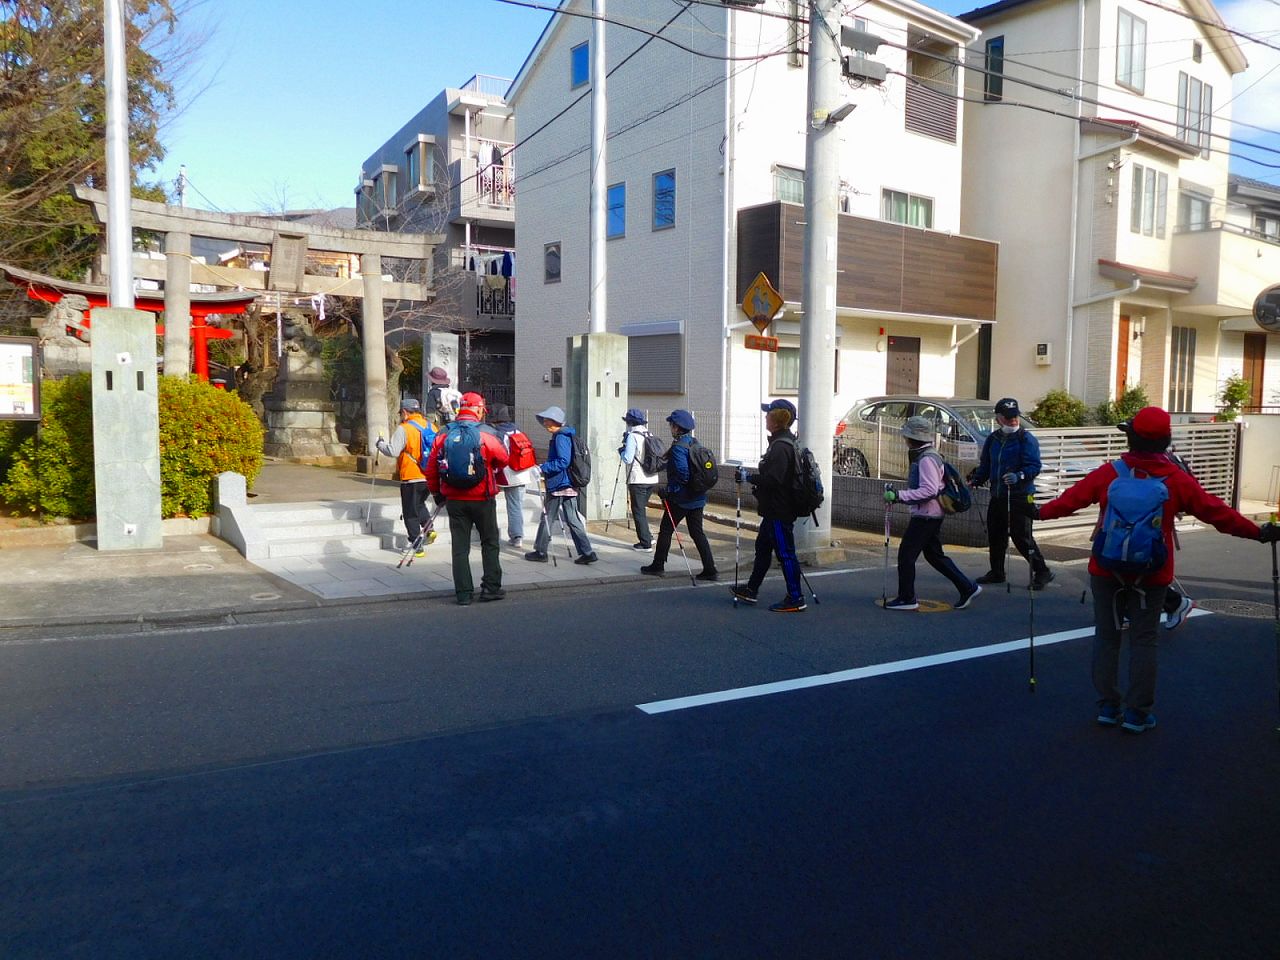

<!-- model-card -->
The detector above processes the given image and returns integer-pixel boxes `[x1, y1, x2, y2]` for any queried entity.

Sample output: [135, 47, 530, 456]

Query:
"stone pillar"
[89, 307, 162, 550]
[361, 253, 388, 454]
[421, 330, 460, 402]
[163, 231, 191, 378]
[566, 332, 628, 521]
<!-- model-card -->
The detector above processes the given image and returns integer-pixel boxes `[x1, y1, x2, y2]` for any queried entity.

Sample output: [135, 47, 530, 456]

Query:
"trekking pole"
[734, 472, 743, 601]
[555, 501, 575, 562]
[882, 483, 893, 606]
[535, 476, 558, 568]
[661, 496, 697, 586]
[799, 567, 821, 605]
[1005, 484, 1013, 595]
[402, 498, 444, 569]
[1027, 550, 1036, 693]
[604, 459, 622, 533]
[1269, 515, 1279, 730]
[365, 449, 379, 532]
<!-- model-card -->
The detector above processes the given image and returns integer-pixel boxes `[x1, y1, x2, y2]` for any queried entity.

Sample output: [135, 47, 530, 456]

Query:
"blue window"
[571, 42, 589, 88]
[607, 182, 626, 239]
[652, 169, 675, 230]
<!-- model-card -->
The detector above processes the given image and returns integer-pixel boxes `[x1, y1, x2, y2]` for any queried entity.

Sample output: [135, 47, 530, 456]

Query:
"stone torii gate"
[74, 186, 442, 454]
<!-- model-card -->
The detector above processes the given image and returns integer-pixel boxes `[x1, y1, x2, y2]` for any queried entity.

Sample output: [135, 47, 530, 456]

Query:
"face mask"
[1000, 423, 1018, 434]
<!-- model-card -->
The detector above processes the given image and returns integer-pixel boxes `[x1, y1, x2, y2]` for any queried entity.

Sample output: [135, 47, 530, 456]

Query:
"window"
[628, 333, 684, 393]
[652, 169, 675, 230]
[1116, 9, 1146, 92]
[406, 147, 418, 191]
[774, 347, 800, 392]
[1192, 41, 1202, 63]
[1168, 325, 1196, 412]
[1255, 215, 1280, 240]
[544, 241, 561, 283]
[607, 182, 626, 238]
[1177, 72, 1213, 157]
[984, 36, 1004, 102]
[882, 189, 933, 228]
[1128, 164, 1167, 238]
[774, 165, 804, 204]
[571, 42, 589, 88]
[1179, 191, 1212, 231]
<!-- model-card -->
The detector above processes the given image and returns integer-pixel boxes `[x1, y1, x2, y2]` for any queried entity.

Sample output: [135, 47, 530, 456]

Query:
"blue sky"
[151, 0, 1279, 213]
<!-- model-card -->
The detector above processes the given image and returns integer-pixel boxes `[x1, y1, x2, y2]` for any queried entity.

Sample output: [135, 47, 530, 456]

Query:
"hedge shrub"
[1029, 389, 1087, 427]
[1094, 384, 1149, 426]
[0, 373, 264, 520]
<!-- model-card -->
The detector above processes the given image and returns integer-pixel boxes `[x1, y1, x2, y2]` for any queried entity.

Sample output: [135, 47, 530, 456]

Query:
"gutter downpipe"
[1074, 276, 1141, 309]
[719, 7, 735, 458]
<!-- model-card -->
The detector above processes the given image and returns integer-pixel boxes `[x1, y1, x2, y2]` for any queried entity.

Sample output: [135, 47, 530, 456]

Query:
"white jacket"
[622, 425, 661, 485]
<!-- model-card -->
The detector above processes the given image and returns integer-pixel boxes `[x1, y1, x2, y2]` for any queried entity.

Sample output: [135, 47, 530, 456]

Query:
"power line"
[1135, 0, 1280, 55]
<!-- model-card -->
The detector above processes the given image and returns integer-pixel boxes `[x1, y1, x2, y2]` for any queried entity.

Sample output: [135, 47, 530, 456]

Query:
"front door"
[886, 336, 920, 394]
[1243, 333, 1266, 411]
[1116, 314, 1131, 398]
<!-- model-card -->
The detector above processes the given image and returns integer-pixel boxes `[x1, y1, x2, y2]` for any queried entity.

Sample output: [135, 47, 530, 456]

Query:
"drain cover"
[1194, 598, 1276, 620]
[183, 562, 214, 571]
[250, 592, 282, 602]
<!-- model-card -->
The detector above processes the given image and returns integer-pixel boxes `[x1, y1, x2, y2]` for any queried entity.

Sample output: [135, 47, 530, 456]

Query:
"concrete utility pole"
[588, 0, 608, 333]
[103, 0, 134, 308]
[797, 0, 841, 547]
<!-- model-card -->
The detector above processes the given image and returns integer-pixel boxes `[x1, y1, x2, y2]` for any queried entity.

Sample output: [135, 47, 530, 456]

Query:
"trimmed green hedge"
[0, 373, 264, 520]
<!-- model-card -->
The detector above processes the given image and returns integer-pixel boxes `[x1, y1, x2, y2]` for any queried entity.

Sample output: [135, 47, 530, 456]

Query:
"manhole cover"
[250, 592, 282, 602]
[1194, 598, 1276, 620]
[183, 563, 214, 571]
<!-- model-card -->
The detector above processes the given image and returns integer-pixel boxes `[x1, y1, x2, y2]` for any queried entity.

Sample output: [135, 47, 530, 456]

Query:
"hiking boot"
[1031, 569, 1055, 590]
[1121, 708, 1157, 733]
[479, 587, 506, 602]
[425, 530, 438, 544]
[955, 582, 982, 610]
[884, 597, 919, 611]
[976, 571, 1006, 585]
[632, 542, 652, 551]
[1164, 595, 1195, 631]
[456, 594, 473, 606]
[730, 585, 758, 604]
[769, 596, 807, 613]
[640, 564, 665, 577]
[524, 551, 549, 563]
[696, 569, 719, 582]
[574, 552, 598, 565]
[1096, 703, 1123, 727]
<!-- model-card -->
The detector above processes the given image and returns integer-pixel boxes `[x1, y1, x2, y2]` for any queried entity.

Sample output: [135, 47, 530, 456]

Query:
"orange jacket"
[395, 413, 434, 482]
[424, 412, 509, 500]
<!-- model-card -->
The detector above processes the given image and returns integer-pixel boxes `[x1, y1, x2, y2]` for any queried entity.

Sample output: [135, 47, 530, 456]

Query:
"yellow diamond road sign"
[742, 272, 783, 333]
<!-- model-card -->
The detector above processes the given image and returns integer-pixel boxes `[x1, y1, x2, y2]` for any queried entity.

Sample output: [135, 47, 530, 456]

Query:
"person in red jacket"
[425, 392, 509, 605]
[1037, 406, 1277, 733]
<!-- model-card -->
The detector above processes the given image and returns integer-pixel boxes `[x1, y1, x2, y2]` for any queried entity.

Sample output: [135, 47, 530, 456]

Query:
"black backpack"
[781, 436, 825, 521]
[682, 439, 720, 496]
[638, 432, 666, 475]
[567, 432, 592, 488]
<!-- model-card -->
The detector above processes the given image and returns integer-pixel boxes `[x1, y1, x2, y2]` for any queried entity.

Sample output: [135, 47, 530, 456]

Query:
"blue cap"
[666, 409, 696, 431]
[761, 398, 797, 420]
[622, 407, 647, 425]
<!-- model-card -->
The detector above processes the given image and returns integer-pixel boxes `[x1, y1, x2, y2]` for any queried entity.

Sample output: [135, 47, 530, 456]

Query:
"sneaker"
[632, 542, 652, 551]
[524, 551, 549, 563]
[696, 569, 719, 582]
[1096, 703, 1123, 727]
[574, 552, 598, 565]
[1031, 569, 1055, 591]
[976, 571, 1006, 585]
[456, 594, 473, 606]
[769, 596, 807, 613]
[730, 585, 758, 604]
[884, 597, 919, 611]
[479, 588, 506, 602]
[955, 583, 982, 610]
[425, 530, 438, 544]
[1121, 708, 1157, 733]
[640, 564, 665, 577]
[509, 537, 523, 548]
[1164, 595, 1195, 631]
[414, 549, 426, 559]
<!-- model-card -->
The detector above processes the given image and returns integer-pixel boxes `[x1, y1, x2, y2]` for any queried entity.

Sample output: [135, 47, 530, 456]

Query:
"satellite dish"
[1255, 284, 1280, 333]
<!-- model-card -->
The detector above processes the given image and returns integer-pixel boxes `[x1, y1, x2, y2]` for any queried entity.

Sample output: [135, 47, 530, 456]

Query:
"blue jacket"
[971, 427, 1041, 496]
[665, 434, 707, 509]
[539, 425, 578, 493]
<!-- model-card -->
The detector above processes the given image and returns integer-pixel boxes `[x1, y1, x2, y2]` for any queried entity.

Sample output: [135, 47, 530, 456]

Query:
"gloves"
[1026, 501, 1041, 520]
[1001, 471, 1021, 486]
[883, 488, 898, 504]
[966, 469, 982, 488]
[734, 466, 749, 484]
[1259, 523, 1280, 544]
[618, 446, 626, 457]
[432, 493, 446, 507]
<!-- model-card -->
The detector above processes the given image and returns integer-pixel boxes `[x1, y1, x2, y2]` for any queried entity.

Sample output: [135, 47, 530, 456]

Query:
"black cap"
[994, 397, 1020, 418]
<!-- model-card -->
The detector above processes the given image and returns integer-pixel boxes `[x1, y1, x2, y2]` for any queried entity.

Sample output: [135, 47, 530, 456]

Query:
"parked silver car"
[832, 396, 1037, 479]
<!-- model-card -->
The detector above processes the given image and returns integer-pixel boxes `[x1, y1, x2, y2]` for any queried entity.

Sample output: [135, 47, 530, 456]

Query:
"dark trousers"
[628, 484, 655, 546]
[898, 516, 973, 601]
[400, 481, 430, 541]
[445, 498, 502, 599]
[653, 502, 716, 574]
[987, 492, 1048, 577]
[1091, 575, 1165, 714]
[748, 518, 802, 600]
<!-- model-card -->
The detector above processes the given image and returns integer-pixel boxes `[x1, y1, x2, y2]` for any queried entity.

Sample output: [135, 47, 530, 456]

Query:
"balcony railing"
[476, 276, 514, 319]
[477, 162, 515, 209]
[1170, 219, 1280, 313]
[459, 74, 512, 98]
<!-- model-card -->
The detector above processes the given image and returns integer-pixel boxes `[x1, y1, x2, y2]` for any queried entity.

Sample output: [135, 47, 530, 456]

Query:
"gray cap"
[536, 405, 566, 425]
[399, 398, 421, 412]
[900, 415, 934, 443]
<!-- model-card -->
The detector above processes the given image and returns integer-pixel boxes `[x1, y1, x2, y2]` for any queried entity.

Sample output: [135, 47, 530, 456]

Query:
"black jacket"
[749, 431, 799, 522]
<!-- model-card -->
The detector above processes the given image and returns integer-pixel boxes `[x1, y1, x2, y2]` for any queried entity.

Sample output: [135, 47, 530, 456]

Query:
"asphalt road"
[2, 526, 1277, 958]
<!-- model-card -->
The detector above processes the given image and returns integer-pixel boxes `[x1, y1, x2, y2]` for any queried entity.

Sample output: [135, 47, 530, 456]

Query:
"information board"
[0, 336, 39, 420]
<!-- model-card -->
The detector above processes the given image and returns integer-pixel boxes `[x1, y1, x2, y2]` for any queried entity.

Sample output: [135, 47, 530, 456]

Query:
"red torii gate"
[0, 263, 255, 383]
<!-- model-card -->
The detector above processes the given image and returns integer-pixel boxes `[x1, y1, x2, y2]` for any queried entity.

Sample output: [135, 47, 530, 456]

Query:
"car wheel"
[833, 448, 869, 478]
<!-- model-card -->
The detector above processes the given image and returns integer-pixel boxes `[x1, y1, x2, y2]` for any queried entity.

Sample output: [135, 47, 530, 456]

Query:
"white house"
[958, 0, 1279, 415]
[507, 0, 997, 462]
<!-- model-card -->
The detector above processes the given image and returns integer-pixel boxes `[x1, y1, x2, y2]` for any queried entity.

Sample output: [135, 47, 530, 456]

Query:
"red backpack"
[505, 429, 537, 471]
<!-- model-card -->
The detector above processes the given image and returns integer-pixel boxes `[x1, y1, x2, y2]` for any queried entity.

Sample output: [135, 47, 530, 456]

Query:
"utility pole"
[797, 0, 842, 548]
[103, 0, 134, 308]
[588, 0, 607, 333]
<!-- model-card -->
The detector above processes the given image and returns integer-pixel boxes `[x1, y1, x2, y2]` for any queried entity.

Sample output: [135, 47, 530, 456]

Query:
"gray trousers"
[1090, 575, 1166, 715]
[534, 494, 593, 557]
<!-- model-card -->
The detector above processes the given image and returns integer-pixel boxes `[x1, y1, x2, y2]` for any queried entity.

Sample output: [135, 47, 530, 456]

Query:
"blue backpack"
[924, 453, 971, 514]
[439, 421, 486, 489]
[1092, 460, 1169, 577]
[407, 421, 437, 472]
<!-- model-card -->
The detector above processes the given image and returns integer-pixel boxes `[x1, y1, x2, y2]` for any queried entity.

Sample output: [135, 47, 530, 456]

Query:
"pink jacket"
[896, 448, 945, 519]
